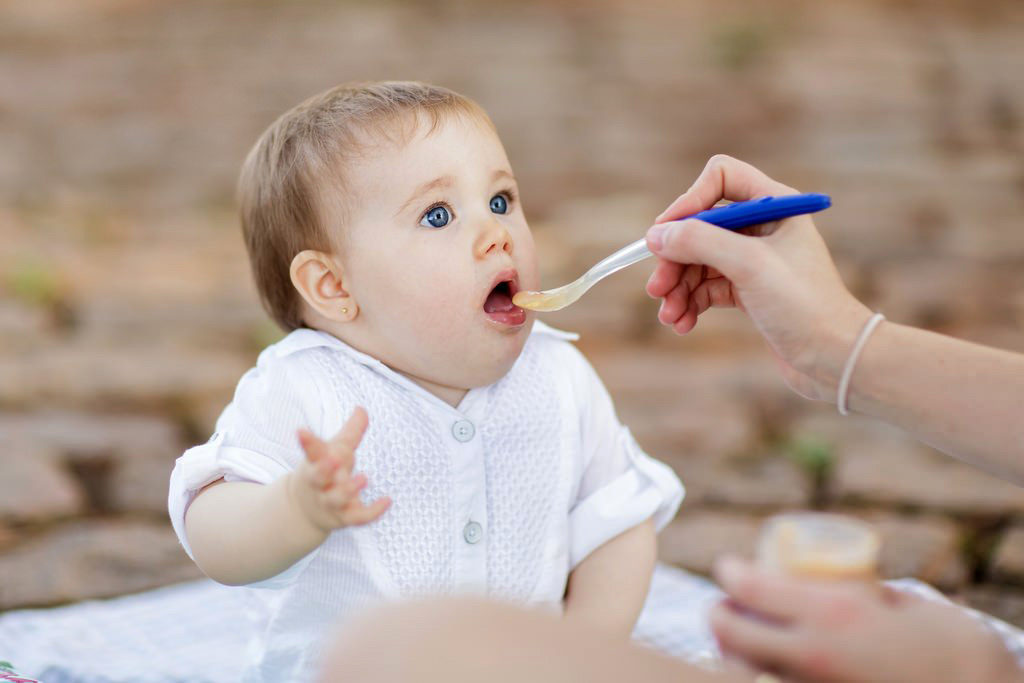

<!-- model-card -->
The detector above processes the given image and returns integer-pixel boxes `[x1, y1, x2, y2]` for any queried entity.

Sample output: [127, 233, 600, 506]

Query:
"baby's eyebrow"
[492, 169, 515, 183]
[395, 175, 455, 217]
[393, 170, 517, 218]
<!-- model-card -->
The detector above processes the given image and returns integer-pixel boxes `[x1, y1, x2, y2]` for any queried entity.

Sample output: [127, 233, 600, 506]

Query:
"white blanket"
[1, 564, 1020, 682]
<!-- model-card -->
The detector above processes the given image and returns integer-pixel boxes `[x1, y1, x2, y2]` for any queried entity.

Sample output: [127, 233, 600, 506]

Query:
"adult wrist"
[806, 300, 873, 401]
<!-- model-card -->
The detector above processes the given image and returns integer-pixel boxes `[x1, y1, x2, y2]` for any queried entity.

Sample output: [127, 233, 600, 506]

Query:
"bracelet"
[837, 312, 885, 416]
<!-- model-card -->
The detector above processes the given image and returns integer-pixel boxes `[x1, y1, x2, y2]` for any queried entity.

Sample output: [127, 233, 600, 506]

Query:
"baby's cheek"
[383, 269, 456, 311]
[412, 276, 462, 313]
[514, 229, 540, 285]
[406, 283, 469, 336]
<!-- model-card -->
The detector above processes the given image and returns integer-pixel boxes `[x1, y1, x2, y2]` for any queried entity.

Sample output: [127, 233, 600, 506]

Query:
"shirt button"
[451, 419, 475, 442]
[463, 521, 483, 545]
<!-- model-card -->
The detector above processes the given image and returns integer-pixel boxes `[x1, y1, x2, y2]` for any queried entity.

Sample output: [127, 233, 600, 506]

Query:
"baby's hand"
[289, 407, 391, 533]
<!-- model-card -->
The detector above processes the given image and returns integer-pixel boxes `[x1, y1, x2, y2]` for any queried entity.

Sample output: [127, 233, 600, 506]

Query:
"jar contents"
[756, 512, 881, 581]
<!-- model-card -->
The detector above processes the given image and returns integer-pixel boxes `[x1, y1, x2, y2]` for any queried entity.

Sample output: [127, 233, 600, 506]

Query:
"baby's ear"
[289, 250, 358, 323]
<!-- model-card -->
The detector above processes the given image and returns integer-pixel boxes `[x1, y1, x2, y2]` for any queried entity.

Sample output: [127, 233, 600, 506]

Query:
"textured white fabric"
[167, 321, 684, 682]
[0, 565, 718, 682]
[7, 568, 1024, 682]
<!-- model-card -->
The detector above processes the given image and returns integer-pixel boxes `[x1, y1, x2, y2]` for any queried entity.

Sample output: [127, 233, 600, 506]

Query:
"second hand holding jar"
[728, 513, 883, 683]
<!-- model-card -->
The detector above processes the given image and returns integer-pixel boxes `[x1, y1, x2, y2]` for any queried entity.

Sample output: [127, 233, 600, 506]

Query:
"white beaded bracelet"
[837, 312, 885, 416]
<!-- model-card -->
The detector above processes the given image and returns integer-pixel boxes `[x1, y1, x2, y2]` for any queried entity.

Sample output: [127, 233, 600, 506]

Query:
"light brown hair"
[238, 81, 491, 331]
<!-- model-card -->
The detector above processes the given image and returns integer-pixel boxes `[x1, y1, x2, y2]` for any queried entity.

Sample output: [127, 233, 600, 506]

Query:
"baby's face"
[335, 114, 538, 399]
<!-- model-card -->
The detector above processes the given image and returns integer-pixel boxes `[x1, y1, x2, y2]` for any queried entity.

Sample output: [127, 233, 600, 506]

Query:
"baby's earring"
[341, 307, 349, 315]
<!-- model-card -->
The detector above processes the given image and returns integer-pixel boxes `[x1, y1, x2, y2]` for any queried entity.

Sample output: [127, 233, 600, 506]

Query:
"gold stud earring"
[341, 307, 349, 315]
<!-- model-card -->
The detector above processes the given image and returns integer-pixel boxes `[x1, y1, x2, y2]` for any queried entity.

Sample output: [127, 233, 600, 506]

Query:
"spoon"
[512, 193, 831, 312]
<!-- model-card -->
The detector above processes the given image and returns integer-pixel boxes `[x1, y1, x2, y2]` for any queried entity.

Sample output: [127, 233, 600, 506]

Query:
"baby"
[168, 81, 683, 682]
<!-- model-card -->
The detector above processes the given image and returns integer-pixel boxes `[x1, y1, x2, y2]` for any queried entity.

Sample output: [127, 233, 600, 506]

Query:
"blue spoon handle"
[688, 193, 831, 230]
[586, 193, 832, 283]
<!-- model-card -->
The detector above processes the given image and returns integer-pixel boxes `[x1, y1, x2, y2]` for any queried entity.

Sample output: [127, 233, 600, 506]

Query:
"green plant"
[5, 260, 63, 308]
[710, 21, 773, 72]
[783, 435, 834, 477]
[248, 318, 286, 354]
[781, 435, 835, 507]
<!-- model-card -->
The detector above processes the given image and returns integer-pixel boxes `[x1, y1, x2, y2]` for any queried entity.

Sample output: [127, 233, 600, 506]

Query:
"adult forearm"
[563, 519, 656, 637]
[185, 475, 328, 585]
[326, 597, 747, 683]
[828, 321, 1024, 481]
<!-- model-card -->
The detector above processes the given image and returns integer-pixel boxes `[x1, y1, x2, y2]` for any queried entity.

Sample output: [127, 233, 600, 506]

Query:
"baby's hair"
[238, 81, 491, 331]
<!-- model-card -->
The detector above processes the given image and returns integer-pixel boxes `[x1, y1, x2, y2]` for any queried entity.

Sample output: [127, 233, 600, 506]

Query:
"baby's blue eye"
[421, 205, 451, 228]
[490, 194, 508, 215]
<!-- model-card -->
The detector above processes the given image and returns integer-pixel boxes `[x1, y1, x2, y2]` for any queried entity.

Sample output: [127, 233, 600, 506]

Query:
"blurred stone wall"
[2, 0, 1024, 624]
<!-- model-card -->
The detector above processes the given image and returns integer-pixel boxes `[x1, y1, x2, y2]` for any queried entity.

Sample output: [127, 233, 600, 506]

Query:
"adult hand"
[646, 155, 870, 401]
[709, 556, 1023, 683]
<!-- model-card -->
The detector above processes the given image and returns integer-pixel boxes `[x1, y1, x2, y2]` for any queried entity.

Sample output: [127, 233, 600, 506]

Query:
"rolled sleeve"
[166, 348, 325, 587]
[569, 427, 684, 567]
[564, 345, 684, 568]
[168, 432, 291, 561]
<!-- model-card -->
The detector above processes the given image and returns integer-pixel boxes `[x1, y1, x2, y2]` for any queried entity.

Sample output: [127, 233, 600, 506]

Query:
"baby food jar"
[756, 512, 881, 581]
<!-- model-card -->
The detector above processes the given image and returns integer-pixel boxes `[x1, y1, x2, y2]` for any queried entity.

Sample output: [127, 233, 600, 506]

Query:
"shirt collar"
[264, 321, 579, 414]
[268, 320, 578, 364]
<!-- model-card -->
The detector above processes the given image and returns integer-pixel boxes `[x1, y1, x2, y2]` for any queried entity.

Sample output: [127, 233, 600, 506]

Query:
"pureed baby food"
[757, 512, 881, 581]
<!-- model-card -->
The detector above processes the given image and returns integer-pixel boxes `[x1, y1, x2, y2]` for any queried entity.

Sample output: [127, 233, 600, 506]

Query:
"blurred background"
[2, 0, 1024, 626]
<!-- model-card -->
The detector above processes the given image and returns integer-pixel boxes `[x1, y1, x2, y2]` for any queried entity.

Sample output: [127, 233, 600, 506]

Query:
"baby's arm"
[185, 407, 390, 586]
[563, 517, 656, 637]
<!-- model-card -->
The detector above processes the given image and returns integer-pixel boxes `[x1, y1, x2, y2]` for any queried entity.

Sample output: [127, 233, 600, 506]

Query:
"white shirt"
[168, 321, 683, 682]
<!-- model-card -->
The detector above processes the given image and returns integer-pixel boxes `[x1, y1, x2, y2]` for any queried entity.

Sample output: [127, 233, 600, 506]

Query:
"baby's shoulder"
[234, 328, 350, 400]
[514, 323, 608, 413]
[523, 321, 591, 377]
[523, 321, 581, 359]
[520, 322, 613, 413]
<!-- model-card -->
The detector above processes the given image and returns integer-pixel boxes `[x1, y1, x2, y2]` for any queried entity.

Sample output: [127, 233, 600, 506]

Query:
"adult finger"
[647, 219, 759, 285]
[646, 258, 684, 298]
[672, 298, 700, 335]
[657, 277, 690, 326]
[713, 556, 831, 622]
[709, 602, 804, 673]
[656, 155, 797, 223]
[688, 275, 740, 316]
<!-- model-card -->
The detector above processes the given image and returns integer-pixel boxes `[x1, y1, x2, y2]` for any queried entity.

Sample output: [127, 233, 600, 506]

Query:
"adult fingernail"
[714, 555, 744, 586]
[646, 224, 668, 251]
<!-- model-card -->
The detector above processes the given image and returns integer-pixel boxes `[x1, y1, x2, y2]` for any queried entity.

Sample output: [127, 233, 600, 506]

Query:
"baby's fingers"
[324, 472, 368, 507]
[334, 407, 369, 451]
[310, 456, 342, 490]
[327, 407, 369, 471]
[342, 496, 392, 526]
[298, 428, 330, 463]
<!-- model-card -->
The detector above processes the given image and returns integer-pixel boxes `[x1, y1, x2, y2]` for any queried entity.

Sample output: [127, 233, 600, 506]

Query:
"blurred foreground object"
[757, 512, 881, 581]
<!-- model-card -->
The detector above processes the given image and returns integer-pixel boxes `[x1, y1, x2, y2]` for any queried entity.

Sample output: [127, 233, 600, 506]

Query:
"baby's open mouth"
[483, 273, 526, 326]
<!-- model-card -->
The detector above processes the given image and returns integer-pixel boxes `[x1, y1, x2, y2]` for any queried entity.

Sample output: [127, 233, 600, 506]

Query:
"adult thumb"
[646, 219, 756, 282]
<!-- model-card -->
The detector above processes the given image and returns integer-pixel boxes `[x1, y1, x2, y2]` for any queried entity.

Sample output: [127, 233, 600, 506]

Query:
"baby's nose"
[474, 219, 513, 259]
